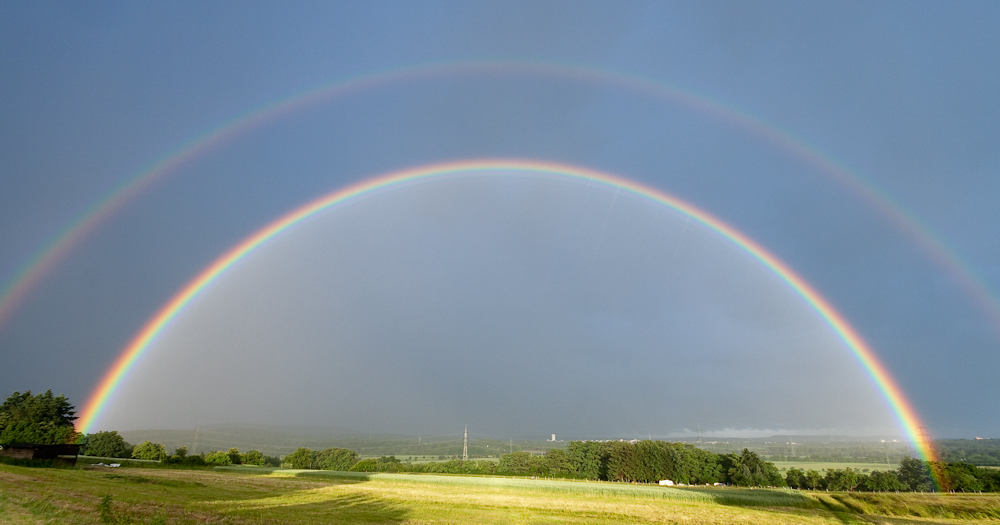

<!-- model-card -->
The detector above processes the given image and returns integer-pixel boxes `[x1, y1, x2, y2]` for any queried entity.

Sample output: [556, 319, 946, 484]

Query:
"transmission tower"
[192, 426, 201, 455]
[916, 426, 933, 451]
[463, 425, 468, 461]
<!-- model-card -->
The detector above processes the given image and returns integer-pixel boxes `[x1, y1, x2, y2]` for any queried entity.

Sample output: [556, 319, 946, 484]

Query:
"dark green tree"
[606, 441, 638, 482]
[498, 451, 534, 475]
[896, 457, 933, 491]
[284, 447, 316, 469]
[476, 459, 497, 475]
[131, 441, 167, 461]
[241, 449, 264, 466]
[568, 441, 607, 480]
[785, 467, 806, 489]
[226, 448, 242, 465]
[0, 390, 78, 445]
[979, 466, 1000, 491]
[663, 443, 722, 484]
[724, 449, 783, 487]
[690, 446, 724, 484]
[316, 447, 359, 471]
[545, 449, 573, 476]
[804, 469, 823, 490]
[204, 450, 232, 465]
[944, 462, 984, 492]
[631, 440, 667, 483]
[825, 468, 860, 491]
[81, 430, 132, 458]
[859, 470, 906, 492]
[349, 458, 378, 472]
[373, 455, 402, 472]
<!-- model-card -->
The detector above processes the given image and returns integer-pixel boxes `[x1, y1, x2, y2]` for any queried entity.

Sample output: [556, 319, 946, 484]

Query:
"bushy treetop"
[131, 440, 168, 461]
[0, 390, 78, 445]
[81, 430, 132, 458]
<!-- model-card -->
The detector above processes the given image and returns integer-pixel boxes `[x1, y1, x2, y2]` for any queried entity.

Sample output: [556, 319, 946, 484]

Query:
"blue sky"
[1, 1, 998, 439]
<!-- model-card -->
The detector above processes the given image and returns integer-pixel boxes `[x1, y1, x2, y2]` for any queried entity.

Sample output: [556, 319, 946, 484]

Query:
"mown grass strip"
[217, 467, 816, 509]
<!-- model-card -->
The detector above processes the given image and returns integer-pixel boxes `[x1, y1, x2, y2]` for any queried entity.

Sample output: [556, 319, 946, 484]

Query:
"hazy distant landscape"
[117, 424, 933, 463]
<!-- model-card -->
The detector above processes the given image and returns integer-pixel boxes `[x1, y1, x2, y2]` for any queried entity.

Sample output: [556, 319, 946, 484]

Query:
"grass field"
[2, 463, 1000, 524]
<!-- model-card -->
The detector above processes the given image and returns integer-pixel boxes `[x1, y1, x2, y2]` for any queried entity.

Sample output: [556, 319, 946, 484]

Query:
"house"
[0, 443, 83, 465]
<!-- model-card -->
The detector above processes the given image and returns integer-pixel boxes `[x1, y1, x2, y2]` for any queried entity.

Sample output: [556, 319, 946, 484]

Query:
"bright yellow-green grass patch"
[2, 463, 999, 524]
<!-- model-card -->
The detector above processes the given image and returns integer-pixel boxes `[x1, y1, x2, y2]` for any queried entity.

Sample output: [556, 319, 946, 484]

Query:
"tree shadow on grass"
[237, 491, 410, 523]
[205, 473, 411, 523]
[292, 470, 375, 481]
[679, 487, 865, 524]
[677, 486, 817, 508]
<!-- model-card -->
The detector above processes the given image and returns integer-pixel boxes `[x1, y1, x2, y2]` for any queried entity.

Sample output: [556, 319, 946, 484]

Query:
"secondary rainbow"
[2, 61, 997, 341]
[77, 159, 939, 471]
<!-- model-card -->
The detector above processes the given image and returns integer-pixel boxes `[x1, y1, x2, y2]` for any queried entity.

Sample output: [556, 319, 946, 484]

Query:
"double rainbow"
[2, 61, 997, 339]
[77, 159, 938, 472]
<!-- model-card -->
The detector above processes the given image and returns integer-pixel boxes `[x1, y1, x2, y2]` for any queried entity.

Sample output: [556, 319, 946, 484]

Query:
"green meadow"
[3, 463, 1000, 524]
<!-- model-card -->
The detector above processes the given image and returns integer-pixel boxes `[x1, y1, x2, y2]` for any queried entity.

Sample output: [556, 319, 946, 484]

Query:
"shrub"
[241, 449, 264, 466]
[131, 441, 167, 461]
[82, 430, 132, 458]
[204, 451, 233, 465]
[316, 447, 359, 471]
[284, 447, 316, 469]
[349, 458, 379, 472]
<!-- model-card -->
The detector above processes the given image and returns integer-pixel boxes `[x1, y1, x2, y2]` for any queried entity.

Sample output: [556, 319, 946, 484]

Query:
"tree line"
[281, 441, 781, 486]
[260, 441, 1000, 492]
[3, 390, 998, 491]
[785, 456, 1000, 493]
[81, 430, 282, 467]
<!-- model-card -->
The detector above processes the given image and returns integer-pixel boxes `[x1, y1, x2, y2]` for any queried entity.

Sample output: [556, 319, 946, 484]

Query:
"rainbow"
[77, 159, 939, 473]
[2, 61, 997, 342]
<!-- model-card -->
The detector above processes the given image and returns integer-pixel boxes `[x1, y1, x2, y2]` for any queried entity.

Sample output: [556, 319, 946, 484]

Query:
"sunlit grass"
[241, 468, 815, 507]
[2, 463, 999, 524]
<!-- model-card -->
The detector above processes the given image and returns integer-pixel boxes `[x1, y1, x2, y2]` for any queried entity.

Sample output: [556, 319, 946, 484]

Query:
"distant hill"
[118, 425, 999, 466]
[683, 437, 917, 464]
[936, 438, 1000, 466]
[119, 424, 565, 458]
